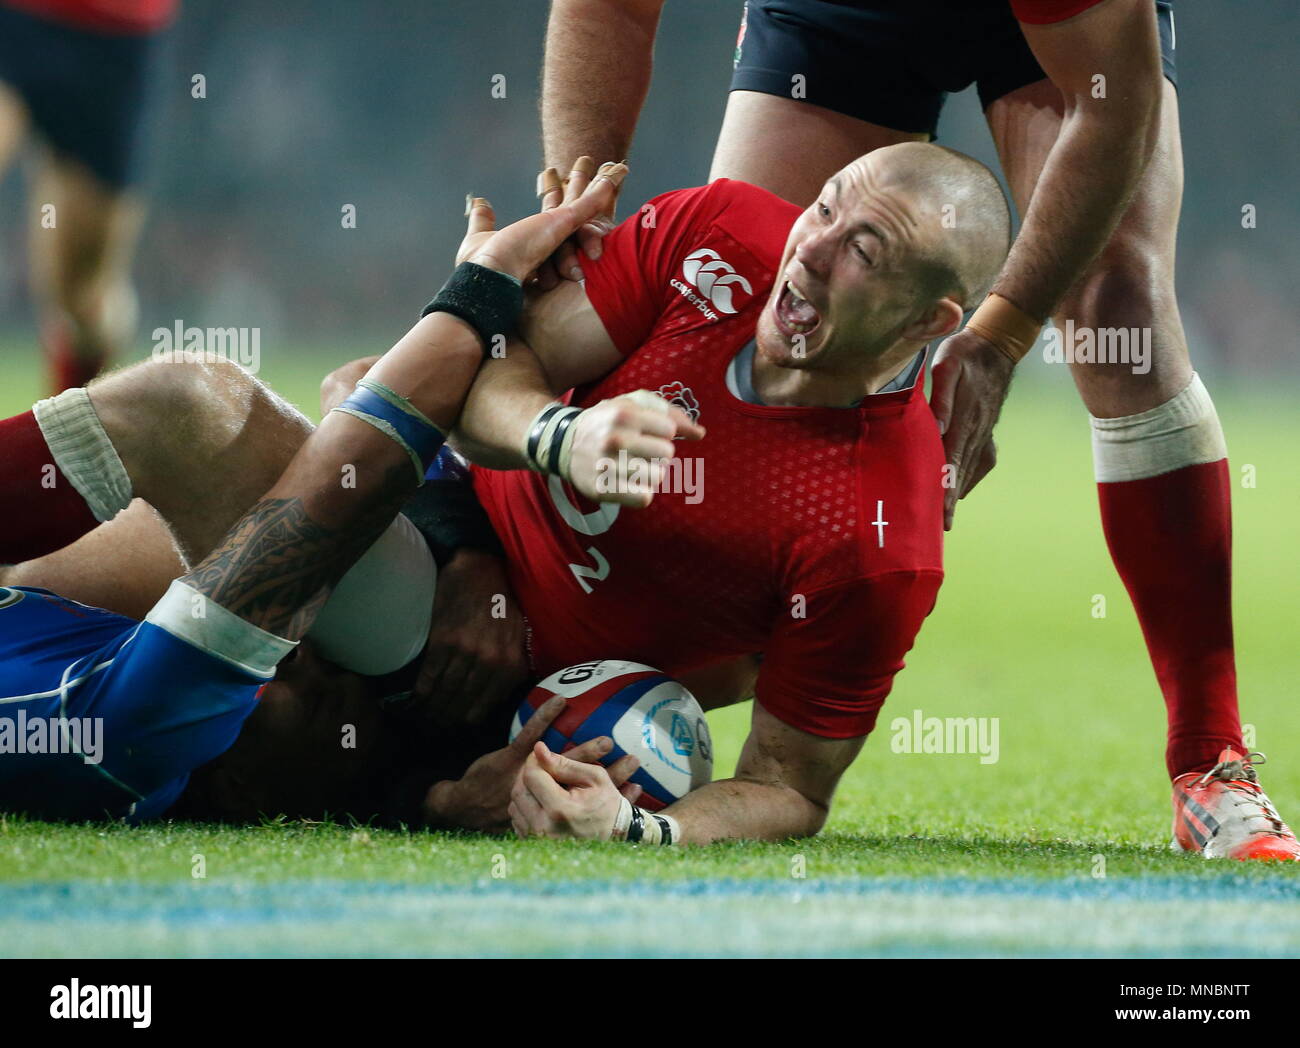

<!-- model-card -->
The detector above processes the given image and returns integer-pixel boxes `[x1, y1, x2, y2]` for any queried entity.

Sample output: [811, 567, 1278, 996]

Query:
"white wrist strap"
[522, 401, 583, 478]
[611, 795, 681, 846]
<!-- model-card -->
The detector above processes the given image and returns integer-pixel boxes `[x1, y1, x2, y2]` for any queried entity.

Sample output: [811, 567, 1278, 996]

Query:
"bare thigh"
[710, 90, 929, 208]
[0, 501, 181, 619]
[1, 358, 314, 617]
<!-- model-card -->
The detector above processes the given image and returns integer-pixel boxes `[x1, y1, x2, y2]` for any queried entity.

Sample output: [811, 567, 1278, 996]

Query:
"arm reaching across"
[931, 0, 1164, 528]
[447, 175, 705, 509]
[183, 167, 629, 643]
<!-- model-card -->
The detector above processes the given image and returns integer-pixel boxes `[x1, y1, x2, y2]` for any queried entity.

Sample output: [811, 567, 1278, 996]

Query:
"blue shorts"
[731, 0, 1178, 137]
[0, 4, 165, 188]
[0, 586, 267, 822]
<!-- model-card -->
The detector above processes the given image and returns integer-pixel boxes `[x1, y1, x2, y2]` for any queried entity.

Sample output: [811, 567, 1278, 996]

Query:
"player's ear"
[901, 295, 963, 343]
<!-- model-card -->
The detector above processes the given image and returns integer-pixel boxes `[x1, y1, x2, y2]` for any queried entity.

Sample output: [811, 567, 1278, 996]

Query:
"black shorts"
[730, 0, 1178, 137]
[0, 5, 164, 188]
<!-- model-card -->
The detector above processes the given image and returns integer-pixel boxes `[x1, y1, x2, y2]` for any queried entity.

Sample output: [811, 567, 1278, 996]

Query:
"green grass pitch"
[1, 341, 1297, 957]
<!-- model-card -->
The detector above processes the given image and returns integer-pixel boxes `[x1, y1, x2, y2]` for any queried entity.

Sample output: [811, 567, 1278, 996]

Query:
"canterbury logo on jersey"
[671, 248, 752, 320]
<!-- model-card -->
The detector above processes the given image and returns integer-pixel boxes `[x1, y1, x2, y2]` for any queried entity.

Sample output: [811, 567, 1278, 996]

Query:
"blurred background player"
[537, 0, 1291, 859]
[0, 0, 175, 392]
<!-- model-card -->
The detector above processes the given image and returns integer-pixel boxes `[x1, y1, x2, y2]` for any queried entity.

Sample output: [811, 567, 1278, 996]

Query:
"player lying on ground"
[327, 143, 1010, 846]
[8, 142, 983, 842]
[0, 367, 651, 829]
[540, 0, 1293, 860]
[0, 167, 642, 823]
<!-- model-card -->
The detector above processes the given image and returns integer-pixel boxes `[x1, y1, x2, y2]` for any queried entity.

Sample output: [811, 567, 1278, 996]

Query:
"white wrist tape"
[522, 389, 673, 480]
[522, 401, 583, 478]
[611, 795, 681, 846]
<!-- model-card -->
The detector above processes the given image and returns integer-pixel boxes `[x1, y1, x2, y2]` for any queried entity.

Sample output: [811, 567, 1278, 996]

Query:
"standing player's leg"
[987, 69, 1294, 858]
[711, 92, 926, 207]
[0, 79, 27, 175]
[28, 153, 146, 393]
[0, 5, 166, 394]
[713, 1, 934, 207]
[987, 77, 1239, 776]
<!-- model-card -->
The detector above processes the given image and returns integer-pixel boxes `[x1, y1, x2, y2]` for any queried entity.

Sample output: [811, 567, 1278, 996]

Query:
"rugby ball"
[509, 660, 713, 811]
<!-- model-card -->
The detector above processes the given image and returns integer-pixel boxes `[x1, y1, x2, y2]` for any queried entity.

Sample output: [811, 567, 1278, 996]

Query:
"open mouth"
[773, 278, 822, 340]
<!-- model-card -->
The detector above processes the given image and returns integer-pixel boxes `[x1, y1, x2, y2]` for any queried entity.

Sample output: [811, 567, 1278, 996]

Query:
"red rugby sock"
[43, 319, 109, 395]
[0, 409, 100, 564]
[1091, 374, 1245, 780]
[1098, 458, 1241, 779]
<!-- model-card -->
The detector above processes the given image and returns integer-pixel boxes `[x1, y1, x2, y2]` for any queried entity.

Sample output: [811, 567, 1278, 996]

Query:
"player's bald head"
[841, 142, 1012, 309]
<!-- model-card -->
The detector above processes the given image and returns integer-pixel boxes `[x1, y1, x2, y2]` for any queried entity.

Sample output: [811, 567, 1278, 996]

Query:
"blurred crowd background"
[1, 0, 1295, 373]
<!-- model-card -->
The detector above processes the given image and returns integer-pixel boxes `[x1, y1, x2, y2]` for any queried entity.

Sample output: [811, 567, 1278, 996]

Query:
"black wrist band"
[421, 261, 524, 354]
[547, 408, 581, 476]
[626, 805, 646, 844]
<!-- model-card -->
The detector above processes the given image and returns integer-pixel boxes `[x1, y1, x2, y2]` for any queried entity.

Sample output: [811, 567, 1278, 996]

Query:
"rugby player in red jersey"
[413, 143, 1011, 846]
[539, 0, 1297, 859]
[0, 0, 177, 391]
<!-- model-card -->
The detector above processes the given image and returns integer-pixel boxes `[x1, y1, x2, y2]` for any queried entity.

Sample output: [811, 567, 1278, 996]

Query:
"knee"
[1059, 234, 1175, 329]
[148, 354, 261, 426]
[92, 355, 260, 464]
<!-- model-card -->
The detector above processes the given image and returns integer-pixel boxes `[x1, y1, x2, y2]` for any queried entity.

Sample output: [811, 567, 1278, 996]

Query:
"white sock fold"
[1090, 373, 1228, 483]
[32, 387, 133, 522]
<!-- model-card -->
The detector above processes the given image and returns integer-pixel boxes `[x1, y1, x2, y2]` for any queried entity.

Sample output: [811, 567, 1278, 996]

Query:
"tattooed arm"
[181, 316, 483, 641]
[181, 166, 629, 643]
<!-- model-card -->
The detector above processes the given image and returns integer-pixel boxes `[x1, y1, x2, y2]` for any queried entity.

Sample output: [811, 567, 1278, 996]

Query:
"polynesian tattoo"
[182, 466, 413, 639]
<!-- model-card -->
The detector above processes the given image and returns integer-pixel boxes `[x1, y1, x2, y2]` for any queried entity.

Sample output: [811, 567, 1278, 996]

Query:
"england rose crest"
[656, 381, 700, 424]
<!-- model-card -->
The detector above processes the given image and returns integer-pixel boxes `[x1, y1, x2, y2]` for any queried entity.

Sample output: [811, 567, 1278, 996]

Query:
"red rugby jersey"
[473, 180, 945, 739]
[2, 0, 176, 34]
[1007, 0, 1106, 25]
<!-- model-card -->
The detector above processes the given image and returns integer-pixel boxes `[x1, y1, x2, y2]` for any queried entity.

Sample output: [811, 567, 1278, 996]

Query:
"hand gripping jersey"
[473, 180, 945, 740]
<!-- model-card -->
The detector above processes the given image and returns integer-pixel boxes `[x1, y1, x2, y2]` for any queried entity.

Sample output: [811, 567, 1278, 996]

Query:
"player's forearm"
[1000, 0, 1164, 321]
[450, 343, 556, 469]
[993, 102, 1159, 321]
[542, 0, 664, 169]
[184, 316, 483, 639]
[663, 777, 830, 845]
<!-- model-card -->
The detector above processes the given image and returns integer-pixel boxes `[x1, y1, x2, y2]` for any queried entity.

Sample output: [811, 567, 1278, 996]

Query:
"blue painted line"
[2, 873, 1298, 913]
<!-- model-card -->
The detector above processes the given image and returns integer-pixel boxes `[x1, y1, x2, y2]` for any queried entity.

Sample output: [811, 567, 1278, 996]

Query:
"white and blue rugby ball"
[509, 660, 713, 811]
